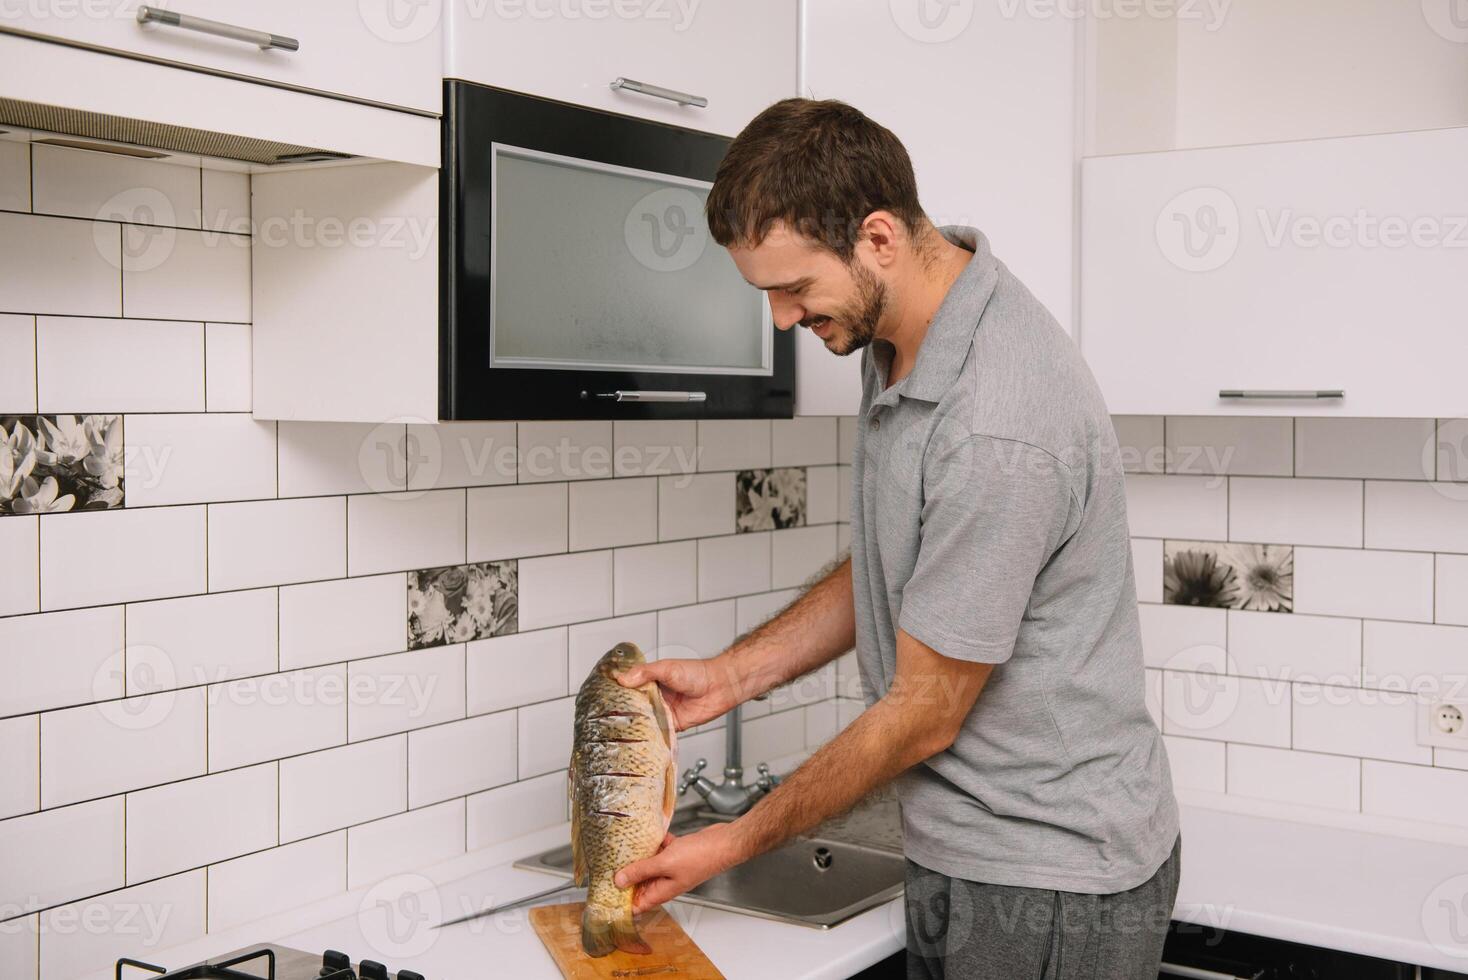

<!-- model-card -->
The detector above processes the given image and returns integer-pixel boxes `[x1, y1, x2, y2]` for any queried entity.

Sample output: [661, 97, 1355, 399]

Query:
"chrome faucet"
[677, 703, 780, 815]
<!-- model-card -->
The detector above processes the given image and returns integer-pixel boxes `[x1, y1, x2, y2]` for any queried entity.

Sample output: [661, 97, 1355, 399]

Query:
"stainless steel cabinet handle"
[1218, 389, 1344, 400]
[593, 390, 708, 403]
[1159, 963, 1257, 980]
[609, 78, 708, 108]
[137, 6, 300, 52]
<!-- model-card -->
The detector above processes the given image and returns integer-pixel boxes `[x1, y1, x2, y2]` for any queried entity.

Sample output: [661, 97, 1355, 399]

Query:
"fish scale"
[568, 642, 677, 958]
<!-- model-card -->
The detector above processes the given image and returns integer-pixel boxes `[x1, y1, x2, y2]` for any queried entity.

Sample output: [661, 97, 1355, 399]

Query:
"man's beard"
[806, 261, 887, 356]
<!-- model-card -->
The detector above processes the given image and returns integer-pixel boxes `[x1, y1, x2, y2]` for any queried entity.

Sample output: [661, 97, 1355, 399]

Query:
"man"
[613, 99, 1180, 978]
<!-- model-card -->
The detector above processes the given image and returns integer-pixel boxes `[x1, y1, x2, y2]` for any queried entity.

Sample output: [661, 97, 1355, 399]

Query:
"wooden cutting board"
[529, 901, 725, 980]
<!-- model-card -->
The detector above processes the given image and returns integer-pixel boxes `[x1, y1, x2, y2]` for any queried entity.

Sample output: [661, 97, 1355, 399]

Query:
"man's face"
[726, 223, 888, 357]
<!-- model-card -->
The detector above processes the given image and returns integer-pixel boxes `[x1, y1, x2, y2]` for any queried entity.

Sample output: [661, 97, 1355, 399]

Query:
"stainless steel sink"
[513, 807, 905, 928]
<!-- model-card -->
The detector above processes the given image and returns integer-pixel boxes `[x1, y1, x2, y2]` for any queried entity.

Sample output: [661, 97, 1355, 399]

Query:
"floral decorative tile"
[736, 467, 807, 532]
[408, 559, 518, 649]
[1163, 540, 1293, 613]
[1, 414, 123, 515]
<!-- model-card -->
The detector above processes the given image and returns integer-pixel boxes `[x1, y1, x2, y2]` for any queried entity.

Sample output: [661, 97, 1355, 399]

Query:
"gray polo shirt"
[850, 225, 1179, 894]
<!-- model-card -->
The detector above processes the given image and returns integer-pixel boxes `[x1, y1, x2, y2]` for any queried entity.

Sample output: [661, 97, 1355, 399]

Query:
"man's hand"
[612, 657, 741, 731]
[613, 822, 745, 914]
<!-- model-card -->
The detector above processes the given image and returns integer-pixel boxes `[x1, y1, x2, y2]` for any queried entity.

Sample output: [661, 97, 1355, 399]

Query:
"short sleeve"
[896, 434, 1077, 664]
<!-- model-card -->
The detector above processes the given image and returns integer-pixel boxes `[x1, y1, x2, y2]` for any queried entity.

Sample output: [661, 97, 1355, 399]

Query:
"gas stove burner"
[115, 944, 424, 980]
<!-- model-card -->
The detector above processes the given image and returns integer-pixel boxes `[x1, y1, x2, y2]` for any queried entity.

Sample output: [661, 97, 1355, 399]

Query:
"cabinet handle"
[1218, 389, 1344, 400]
[590, 390, 708, 403]
[1158, 963, 1257, 980]
[136, 6, 300, 52]
[609, 78, 708, 108]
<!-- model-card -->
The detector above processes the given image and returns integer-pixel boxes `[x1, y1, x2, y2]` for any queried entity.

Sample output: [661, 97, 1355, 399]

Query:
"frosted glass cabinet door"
[490, 146, 771, 375]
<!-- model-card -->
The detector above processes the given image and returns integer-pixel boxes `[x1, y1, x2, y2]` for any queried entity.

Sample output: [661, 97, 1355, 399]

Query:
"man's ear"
[857, 211, 905, 268]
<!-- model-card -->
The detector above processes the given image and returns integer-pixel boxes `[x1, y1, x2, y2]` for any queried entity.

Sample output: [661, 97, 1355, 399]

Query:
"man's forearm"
[721, 556, 856, 703]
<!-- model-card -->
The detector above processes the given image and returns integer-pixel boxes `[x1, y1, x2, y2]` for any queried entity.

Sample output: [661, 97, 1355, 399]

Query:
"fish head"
[598, 641, 646, 676]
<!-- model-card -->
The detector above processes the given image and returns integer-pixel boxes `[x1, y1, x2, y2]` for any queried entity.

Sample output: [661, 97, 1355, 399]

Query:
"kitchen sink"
[513, 807, 906, 929]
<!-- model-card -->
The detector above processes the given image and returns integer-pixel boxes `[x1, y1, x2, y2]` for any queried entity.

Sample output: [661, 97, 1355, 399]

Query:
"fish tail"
[580, 900, 651, 957]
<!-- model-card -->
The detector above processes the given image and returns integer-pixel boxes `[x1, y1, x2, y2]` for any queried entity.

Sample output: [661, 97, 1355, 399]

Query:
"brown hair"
[705, 98, 927, 261]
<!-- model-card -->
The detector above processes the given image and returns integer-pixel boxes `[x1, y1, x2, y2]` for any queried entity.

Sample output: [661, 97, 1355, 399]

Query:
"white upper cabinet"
[444, 0, 796, 136]
[3, 0, 443, 114]
[796, 0, 1079, 415]
[1081, 127, 1468, 419]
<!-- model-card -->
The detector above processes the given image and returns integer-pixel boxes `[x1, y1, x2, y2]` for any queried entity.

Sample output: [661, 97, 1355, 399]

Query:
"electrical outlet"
[1418, 701, 1468, 749]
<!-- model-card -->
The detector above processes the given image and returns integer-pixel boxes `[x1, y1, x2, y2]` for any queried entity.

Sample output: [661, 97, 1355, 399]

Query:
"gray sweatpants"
[904, 834, 1182, 980]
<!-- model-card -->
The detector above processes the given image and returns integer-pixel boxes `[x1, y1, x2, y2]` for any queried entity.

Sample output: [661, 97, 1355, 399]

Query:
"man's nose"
[769, 295, 804, 331]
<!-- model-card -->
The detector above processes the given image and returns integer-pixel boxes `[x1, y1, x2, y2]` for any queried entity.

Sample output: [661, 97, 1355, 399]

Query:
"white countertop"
[104, 790, 1468, 978]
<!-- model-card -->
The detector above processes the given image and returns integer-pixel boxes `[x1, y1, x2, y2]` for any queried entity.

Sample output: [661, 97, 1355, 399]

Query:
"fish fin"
[645, 680, 677, 754]
[581, 900, 651, 957]
[646, 682, 679, 830]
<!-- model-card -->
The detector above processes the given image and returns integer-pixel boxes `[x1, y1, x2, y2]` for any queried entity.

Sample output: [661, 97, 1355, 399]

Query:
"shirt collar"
[867, 225, 999, 407]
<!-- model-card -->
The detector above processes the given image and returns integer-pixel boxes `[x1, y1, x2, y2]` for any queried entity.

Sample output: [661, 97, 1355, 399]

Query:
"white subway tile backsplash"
[408, 712, 517, 807]
[1166, 417, 1292, 477]
[1365, 481, 1468, 553]
[126, 763, 277, 883]
[698, 532, 771, 601]
[1438, 554, 1468, 626]
[39, 870, 206, 979]
[1131, 538, 1163, 603]
[659, 471, 735, 541]
[0, 796, 123, 913]
[1113, 416, 1165, 474]
[278, 421, 400, 497]
[208, 665, 345, 771]
[1161, 735, 1226, 792]
[519, 550, 613, 630]
[41, 505, 206, 609]
[743, 704, 807, 764]
[614, 540, 697, 615]
[467, 628, 568, 716]
[1293, 547, 1434, 622]
[1229, 477, 1362, 548]
[570, 477, 657, 551]
[37, 316, 203, 412]
[1292, 684, 1430, 765]
[0, 715, 38, 819]
[806, 699, 838, 746]
[207, 831, 345, 932]
[123, 225, 252, 322]
[0, 515, 38, 616]
[1124, 475, 1228, 540]
[806, 465, 839, 525]
[279, 736, 406, 842]
[568, 613, 659, 681]
[0, 212, 120, 317]
[1138, 604, 1227, 671]
[697, 419, 770, 472]
[467, 770, 567, 850]
[1295, 418, 1435, 480]
[467, 482, 568, 563]
[348, 489, 465, 576]
[838, 416, 858, 463]
[279, 573, 405, 670]
[31, 144, 200, 226]
[0, 315, 37, 413]
[347, 798, 465, 888]
[657, 600, 736, 660]
[0, 916, 36, 980]
[411, 421, 517, 490]
[518, 421, 612, 483]
[201, 169, 250, 231]
[1227, 610, 1361, 686]
[209, 496, 345, 592]
[126, 588, 278, 692]
[518, 696, 575, 779]
[204, 322, 252, 412]
[41, 687, 207, 807]
[1226, 744, 1360, 811]
[124, 413, 277, 506]
[0, 605, 123, 716]
[773, 417, 838, 467]
[346, 644, 465, 742]
[772, 524, 837, 589]
[1362, 760, 1468, 825]
[0, 138, 28, 211]
[613, 420, 697, 477]
[1361, 620, 1468, 695]
[1161, 672, 1290, 747]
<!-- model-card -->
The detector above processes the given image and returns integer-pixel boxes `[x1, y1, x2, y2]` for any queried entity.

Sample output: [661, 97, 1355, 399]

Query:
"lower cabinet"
[1162, 923, 1459, 979]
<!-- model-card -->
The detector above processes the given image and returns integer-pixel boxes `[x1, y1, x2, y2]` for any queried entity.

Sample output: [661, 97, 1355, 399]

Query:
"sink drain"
[812, 846, 834, 871]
